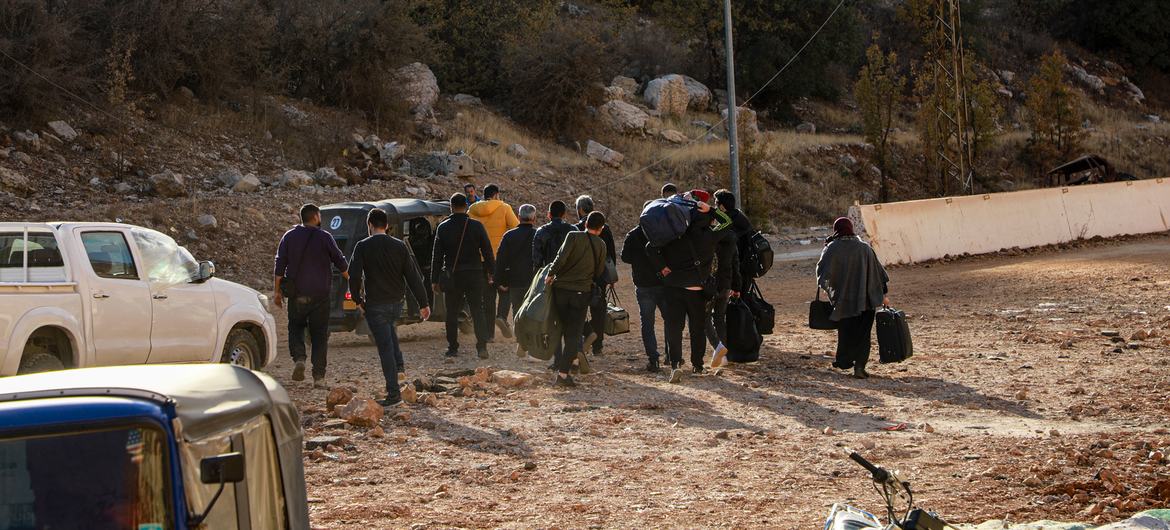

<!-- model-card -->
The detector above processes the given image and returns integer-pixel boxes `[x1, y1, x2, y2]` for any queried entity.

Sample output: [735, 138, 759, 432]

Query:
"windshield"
[0, 425, 173, 530]
[132, 228, 199, 288]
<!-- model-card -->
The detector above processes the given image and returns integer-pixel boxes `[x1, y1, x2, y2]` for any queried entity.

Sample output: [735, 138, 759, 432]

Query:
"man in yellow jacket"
[469, 184, 519, 339]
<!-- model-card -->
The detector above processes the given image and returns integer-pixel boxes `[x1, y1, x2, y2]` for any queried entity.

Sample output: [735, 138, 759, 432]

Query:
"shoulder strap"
[587, 234, 603, 280]
[451, 217, 470, 269]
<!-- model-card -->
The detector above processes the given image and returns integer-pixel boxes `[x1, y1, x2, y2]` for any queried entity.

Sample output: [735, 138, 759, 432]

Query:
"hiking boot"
[554, 374, 578, 388]
[378, 396, 403, 407]
[668, 368, 685, 384]
[496, 317, 513, 339]
[852, 367, 870, 379]
[477, 346, 490, 359]
[291, 361, 306, 382]
[646, 359, 661, 373]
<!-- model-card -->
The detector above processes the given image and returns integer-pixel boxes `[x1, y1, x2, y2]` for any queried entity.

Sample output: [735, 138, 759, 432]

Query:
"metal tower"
[930, 0, 975, 195]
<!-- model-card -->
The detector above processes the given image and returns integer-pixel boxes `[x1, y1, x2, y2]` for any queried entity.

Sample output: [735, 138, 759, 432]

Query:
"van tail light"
[344, 291, 352, 300]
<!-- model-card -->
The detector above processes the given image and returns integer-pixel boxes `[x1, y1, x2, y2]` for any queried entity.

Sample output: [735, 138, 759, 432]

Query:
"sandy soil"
[269, 235, 1170, 529]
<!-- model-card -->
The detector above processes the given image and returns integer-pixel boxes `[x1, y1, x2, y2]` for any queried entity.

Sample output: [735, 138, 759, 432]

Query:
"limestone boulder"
[149, 170, 188, 198]
[643, 75, 688, 117]
[395, 63, 440, 114]
[599, 100, 649, 134]
[586, 140, 624, 167]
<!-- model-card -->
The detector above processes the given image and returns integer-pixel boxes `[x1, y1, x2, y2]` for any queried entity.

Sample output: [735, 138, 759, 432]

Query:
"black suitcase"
[725, 298, 762, 363]
[876, 306, 913, 363]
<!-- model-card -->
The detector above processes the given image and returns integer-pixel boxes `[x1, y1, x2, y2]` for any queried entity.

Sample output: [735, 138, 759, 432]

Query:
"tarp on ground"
[960, 510, 1170, 530]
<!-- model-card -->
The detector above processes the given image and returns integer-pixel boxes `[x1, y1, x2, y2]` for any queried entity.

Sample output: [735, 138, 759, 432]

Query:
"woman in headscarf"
[815, 217, 889, 379]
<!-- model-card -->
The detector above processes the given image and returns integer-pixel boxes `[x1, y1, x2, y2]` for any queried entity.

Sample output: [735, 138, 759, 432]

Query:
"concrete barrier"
[851, 179, 1170, 265]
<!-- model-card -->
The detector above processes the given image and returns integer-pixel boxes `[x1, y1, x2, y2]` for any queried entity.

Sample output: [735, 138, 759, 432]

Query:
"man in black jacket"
[622, 224, 668, 372]
[647, 190, 735, 383]
[431, 193, 495, 358]
[714, 189, 755, 293]
[495, 203, 538, 356]
[349, 208, 430, 406]
[532, 200, 574, 268]
[574, 195, 617, 356]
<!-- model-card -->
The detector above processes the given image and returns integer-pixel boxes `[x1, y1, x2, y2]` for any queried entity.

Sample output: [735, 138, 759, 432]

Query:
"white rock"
[422, 152, 474, 177]
[643, 76, 688, 117]
[47, 121, 78, 141]
[452, 93, 482, 106]
[277, 169, 315, 189]
[506, 143, 529, 157]
[314, 167, 346, 187]
[598, 100, 649, 133]
[796, 122, 817, 134]
[197, 214, 217, 228]
[611, 75, 639, 95]
[0, 167, 30, 194]
[395, 63, 440, 114]
[1065, 64, 1105, 94]
[585, 140, 624, 167]
[379, 142, 405, 165]
[216, 167, 244, 187]
[232, 174, 262, 193]
[149, 170, 188, 198]
[659, 129, 687, 144]
[722, 106, 760, 141]
[114, 182, 134, 194]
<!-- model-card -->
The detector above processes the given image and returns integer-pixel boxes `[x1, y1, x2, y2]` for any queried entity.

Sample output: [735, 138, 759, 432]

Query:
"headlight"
[257, 293, 271, 312]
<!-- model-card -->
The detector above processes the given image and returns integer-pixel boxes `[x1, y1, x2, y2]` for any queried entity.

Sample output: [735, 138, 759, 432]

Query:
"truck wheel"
[221, 329, 259, 370]
[18, 352, 65, 374]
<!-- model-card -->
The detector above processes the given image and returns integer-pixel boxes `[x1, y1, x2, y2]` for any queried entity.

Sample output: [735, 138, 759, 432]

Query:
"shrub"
[0, 0, 87, 116]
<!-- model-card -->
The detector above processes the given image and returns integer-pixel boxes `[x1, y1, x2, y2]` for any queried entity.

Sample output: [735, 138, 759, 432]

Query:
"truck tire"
[18, 352, 65, 374]
[220, 329, 260, 370]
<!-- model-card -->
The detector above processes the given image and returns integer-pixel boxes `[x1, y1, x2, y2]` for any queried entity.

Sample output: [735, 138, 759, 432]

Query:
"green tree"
[853, 42, 903, 202]
[1025, 50, 1085, 171]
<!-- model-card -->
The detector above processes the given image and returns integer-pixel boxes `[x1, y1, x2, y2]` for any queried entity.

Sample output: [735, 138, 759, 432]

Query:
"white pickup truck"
[0, 222, 277, 375]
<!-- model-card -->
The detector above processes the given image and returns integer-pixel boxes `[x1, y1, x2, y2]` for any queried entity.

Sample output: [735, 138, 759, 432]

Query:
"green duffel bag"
[514, 265, 560, 361]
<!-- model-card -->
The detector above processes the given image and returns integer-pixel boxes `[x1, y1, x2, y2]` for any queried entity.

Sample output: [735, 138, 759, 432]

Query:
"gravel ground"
[267, 235, 1170, 529]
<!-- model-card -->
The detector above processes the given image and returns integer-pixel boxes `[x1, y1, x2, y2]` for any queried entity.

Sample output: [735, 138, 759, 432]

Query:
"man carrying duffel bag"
[814, 217, 891, 379]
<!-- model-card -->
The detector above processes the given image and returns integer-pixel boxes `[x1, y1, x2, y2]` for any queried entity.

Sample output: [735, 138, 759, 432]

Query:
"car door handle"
[152, 294, 168, 300]
[92, 293, 110, 299]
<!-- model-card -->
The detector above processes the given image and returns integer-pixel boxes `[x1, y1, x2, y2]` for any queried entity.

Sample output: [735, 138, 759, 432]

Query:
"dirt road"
[272, 235, 1170, 529]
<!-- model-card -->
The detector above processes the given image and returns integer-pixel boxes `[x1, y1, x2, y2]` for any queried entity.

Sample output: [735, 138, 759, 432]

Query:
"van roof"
[0, 364, 298, 442]
[321, 198, 450, 220]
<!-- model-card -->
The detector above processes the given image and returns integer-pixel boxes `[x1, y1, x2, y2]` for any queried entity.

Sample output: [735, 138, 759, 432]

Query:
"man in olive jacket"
[545, 211, 608, 387]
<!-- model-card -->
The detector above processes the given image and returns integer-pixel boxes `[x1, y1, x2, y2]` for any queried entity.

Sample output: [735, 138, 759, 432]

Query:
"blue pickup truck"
[0, 364, 309, 529]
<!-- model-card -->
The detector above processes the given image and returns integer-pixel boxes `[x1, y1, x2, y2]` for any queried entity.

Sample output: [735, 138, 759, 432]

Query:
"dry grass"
[434, 107, 590, 170]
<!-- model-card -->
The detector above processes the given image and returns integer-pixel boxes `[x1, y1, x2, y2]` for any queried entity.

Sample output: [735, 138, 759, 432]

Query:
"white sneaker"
[669, 368, 684, 384]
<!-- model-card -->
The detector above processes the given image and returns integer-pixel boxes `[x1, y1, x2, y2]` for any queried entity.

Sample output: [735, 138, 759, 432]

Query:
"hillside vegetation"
[2, 0, 1169, 241]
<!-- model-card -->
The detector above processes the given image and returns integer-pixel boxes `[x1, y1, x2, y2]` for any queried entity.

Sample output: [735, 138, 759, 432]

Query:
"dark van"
[319, 199, 451, 338]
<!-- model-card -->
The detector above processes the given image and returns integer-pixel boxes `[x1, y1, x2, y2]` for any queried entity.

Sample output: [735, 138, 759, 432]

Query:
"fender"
[212, 302, 278, 367]
[2, 307, 84, 376]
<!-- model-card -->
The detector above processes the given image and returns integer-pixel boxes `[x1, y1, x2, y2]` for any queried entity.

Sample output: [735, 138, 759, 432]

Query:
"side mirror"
[196, 261, 216, 283]
[189, 452, 244, 526]
[200, 452, 244, 484]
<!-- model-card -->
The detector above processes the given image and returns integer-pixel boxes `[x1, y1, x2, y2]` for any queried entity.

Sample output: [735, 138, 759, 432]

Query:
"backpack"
[744, 231, 774, 278]
[639, 196, 696, 247]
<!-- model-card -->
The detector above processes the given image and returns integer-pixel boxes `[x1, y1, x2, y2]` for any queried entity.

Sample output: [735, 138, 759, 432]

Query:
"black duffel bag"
[725, 297, 762, 363]
[808, 286, 838, 330]
[742, 280, 775, 336]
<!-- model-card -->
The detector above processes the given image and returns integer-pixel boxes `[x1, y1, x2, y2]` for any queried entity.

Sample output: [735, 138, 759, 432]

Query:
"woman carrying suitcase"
[815, 217, 889, 379]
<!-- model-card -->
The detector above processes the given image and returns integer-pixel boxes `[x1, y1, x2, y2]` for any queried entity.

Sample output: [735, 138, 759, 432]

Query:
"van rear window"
[0, 232, 66, 282]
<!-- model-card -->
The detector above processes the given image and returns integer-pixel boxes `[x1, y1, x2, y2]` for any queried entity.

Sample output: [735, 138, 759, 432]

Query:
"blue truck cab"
[0, 364, 309, 529]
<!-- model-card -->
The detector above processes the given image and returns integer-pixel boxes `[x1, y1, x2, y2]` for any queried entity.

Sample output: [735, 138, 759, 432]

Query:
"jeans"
[586, 287, 606, 354]
[705, 290, 731, 348]
[635, 285, 667, 362]
[836, 310, 876, 370]
[662, 287, 709, 369]
[444, 271, 490, 352]
[553, 287, 591, 373]
[364, 303, 403, 398]
[288, 295, 330, 378]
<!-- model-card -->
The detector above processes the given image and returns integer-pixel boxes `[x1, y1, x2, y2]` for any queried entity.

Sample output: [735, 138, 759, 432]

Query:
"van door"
[130, 228, 218, 363]
[75, 229, 151, 365]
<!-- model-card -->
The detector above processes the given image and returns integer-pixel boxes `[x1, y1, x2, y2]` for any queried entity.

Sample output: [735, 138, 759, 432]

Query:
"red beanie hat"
[689, 189, 711, 203]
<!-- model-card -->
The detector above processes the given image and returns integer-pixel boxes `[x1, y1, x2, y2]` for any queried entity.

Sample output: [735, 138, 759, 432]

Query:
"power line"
[558, 0, 849, 203]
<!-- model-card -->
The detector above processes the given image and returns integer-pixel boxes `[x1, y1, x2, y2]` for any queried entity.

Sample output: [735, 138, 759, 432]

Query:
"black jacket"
[494, 223, 537, 289]
[348, 234, 428, 307]
[532, 218, 575, 268]
[727, 208, 755, 291]
[574, 220, 617, 265]
[621, 226, 662, 288]
[647, 211, 734, 290]
[431, 213, 495, 283]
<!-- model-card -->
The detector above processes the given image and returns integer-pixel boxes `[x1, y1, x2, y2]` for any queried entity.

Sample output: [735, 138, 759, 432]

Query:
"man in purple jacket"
[274, 204, 349, 387]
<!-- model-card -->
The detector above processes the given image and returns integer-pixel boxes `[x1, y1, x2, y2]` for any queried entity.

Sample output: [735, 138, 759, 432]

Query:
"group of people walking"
[273, 182, 891, 404]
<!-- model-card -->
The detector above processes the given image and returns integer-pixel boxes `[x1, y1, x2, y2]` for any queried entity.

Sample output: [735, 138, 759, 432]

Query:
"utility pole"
[723, 0, 741, 205]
